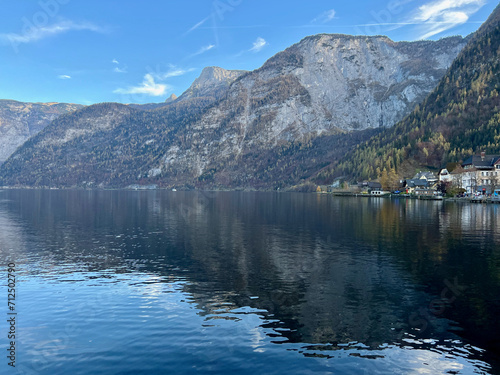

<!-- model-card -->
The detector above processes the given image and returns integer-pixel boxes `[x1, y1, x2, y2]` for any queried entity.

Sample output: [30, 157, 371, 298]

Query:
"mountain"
[139, 35, 467, 188]
[0, 100, 83, 163]
[322, 3, 500, 182]
[165, 93, 177, 103]
[126, 67, 244, 111]
[0, 97, 215, 187]
[176, 66, 247, 102]
[127, 101, 171, 111]
[0, 34, 468, 189]
[129, 94, 178, 111]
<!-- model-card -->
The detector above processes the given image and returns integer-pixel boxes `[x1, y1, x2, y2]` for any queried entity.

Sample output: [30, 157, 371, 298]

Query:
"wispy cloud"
[113, 64, 194, 97]
[152, 67, 195, 80]
[190, 44, 215, 58]
[114, 74, 169, 96]
[184, 17, 210, 35]
[111, 58, 127, 73]
[312, 9, 336, 24]
[412, 0, 486, 39]
[249, 37, 268, 53]
[0, 20, 105, 46]
[58, 75, 71, 79]
[234, 37, 269, 57]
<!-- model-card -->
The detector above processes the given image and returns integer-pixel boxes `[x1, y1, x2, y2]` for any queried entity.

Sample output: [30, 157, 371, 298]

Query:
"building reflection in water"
[0, 190, 498, 371]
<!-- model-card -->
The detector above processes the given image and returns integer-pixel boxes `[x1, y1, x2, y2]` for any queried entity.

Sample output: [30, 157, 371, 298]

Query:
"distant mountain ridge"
[0, 100, 84, 163]
[0, 32, 472, 188]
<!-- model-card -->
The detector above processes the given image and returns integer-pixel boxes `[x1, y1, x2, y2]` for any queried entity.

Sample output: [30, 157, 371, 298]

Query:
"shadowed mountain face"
[0, 33, 468, 188]
[0, 100, 84, 163]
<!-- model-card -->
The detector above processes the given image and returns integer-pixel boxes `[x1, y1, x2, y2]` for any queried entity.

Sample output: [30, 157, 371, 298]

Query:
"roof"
[462, 155, 500, 168]
[406, 179, 429, 188]
[368, 182, 382, 189]
[413, 171, 437, 180]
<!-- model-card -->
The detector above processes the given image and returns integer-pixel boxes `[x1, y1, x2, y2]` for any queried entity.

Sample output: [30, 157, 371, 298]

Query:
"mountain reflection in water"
[0, 190, 498, 374]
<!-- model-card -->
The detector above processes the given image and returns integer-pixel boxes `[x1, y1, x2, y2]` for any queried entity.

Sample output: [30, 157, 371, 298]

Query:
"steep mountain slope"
[0, 34, 468, 188]
[0, 98, 214, 187]
[125, 68, 246, 112]
[177, 66, 247, 102]
[322, 4, 500, 182]
[127, 94, 179, 111]
[0, 100, 83, 163]
[147, 34, 466, 187]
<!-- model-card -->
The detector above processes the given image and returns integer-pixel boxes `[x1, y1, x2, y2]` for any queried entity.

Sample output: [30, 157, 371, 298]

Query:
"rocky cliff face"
[0, 34, 468, 188]
[165, 93, 177, 103]
[157, 34, 467, 181]
[0, 100, 83, 162]
[177, 66, 248, 102]
[326, 3, 500, 182]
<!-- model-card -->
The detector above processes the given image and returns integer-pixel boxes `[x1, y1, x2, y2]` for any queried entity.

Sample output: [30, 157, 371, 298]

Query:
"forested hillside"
[319, 4, 500, 182]
[0, 98, 213, 187]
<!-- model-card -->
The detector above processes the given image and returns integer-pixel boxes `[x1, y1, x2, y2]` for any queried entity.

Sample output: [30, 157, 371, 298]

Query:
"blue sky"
[0, 0, 497, 105]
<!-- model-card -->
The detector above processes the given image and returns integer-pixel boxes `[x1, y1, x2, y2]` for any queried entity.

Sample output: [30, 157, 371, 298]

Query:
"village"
[323, 152, 500, 202]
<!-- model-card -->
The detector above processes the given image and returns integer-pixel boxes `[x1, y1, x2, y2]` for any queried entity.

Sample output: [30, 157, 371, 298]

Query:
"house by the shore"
[451, 152, 500, 194]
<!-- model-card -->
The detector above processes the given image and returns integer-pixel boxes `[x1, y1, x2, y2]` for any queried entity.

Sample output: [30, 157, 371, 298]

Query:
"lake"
[0, 190, 499, 374]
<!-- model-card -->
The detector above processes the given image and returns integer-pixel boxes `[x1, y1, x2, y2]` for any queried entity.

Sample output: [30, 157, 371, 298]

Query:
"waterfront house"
[404, 179, 430, 194]
[368, 181, 382, 192]
[357, 181, 381, 193]
[438, 169, 452, 183]
[459, 152, 500, 194]
[412, 171, 438, 184]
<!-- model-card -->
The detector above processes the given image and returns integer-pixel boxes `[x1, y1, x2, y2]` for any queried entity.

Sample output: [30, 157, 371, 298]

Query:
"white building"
[438, 169, 452, 183]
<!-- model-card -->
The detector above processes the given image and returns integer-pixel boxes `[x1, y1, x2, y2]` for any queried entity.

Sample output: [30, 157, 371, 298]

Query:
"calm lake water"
[0, 190, 499, 374]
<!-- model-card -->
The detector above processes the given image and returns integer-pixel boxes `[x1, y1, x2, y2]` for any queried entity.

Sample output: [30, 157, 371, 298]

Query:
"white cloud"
[114, 65, 194, 97]
[0, 20, 105, 46]
[412, 0, 486, 39]
[163, 69, 187, 78]
[190, 44, 215, 58]
[185, 17, 210, 35]
[249, 37, 268, 53]
[112, 59, 127, 73]
[58, 75, 71, 79]
[147, 65, 196, 80]
[114, 74, 169, 96]
[312, 9, 336, 24]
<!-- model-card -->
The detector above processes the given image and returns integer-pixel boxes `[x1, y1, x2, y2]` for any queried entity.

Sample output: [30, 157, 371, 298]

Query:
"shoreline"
[0, 186, 498, 204]
[325, 191, 499, 203]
